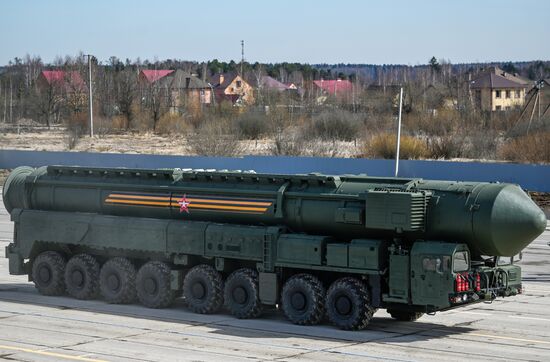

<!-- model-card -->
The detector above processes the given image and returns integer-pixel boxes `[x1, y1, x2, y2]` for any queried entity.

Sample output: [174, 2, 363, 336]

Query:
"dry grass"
[155, 113, 191, 135]
[499, 132, 550, 163]
[187, 122, 243, 157]
[362, 133, 428, 159]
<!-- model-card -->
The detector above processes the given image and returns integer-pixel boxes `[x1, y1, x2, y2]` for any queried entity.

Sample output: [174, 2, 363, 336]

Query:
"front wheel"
[326, 277, 375, 330]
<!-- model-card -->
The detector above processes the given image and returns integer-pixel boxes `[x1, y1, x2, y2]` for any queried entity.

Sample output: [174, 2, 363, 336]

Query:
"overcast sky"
[1, 0, 549, 66]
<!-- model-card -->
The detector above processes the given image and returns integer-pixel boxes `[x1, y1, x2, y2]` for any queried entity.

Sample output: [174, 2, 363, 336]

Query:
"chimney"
[219, 74, 224, 85]
[185, 77, 191, 88]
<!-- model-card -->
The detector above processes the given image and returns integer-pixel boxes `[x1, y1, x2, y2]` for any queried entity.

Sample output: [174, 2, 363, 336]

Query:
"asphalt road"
[1, 189, 549, 361]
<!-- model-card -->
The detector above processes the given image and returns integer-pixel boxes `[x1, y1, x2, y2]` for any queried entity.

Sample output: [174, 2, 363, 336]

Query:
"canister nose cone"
[490, 185, 547, 256]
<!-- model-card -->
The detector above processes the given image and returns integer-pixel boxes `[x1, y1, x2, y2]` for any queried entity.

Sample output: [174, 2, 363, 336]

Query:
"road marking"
[0, 344, 107, 362]
[509, 315, 550, 322]
[465, 332, 550, 346]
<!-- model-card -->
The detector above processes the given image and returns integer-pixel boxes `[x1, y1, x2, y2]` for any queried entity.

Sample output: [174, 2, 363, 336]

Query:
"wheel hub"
[38, 265, 51, 283]
[71, 269, 84, 287]
[335, 295, 352, 316]
[107, 274, 120, 291]
[144, 277, 157, 295]
[232, 286, 247, 305]
[192, 282, 205, 299]
[291, 292, 306, 311]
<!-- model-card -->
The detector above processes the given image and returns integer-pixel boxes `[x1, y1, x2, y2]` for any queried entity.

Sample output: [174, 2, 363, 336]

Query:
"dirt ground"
[0, 127, 358, 157]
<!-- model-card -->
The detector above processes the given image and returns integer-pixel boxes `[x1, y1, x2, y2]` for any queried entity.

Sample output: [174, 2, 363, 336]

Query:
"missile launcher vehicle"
[3, 165, 547, 329]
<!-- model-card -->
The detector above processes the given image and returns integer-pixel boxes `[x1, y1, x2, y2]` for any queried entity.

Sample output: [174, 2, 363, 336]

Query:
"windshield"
[453, 251, 470, 272]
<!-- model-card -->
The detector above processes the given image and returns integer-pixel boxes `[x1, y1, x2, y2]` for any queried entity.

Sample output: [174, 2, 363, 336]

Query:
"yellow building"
[470, 68, 530, 111]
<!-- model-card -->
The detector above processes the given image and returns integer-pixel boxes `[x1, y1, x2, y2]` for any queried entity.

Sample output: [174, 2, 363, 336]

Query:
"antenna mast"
[241, 40, 244, 76]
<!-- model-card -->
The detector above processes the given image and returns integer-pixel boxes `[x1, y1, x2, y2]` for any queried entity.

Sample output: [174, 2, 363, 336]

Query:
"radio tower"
[240, 40, 244, 76]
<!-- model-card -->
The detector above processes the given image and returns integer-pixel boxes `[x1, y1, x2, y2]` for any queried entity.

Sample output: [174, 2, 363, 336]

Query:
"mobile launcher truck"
[2, 166, 547, 330]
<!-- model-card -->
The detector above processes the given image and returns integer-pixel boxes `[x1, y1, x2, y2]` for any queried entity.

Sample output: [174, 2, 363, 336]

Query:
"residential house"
[209, 73, 254, 105]
[255, 76, 301, 104]
[35, 70, 87, 124]
[138, 69, 212, 115]
[259, 76, 291, 92]
[470, 67, 529, 111]
[313, 79, 352, 96]
[311, 79, 354, 104]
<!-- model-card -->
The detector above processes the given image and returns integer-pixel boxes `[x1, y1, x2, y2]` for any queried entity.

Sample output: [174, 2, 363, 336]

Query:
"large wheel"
[31, 251, 66, 296]
[224, 268, 262, 319]
[183, 264, 224, 314]
[136, 261, 175, 308]
[388, 309, 424, 322]
[326, 277, 375, 330]
[281, 274, 325, 326]
[100, 257, 137, 304]
[65, 254, 100, 300]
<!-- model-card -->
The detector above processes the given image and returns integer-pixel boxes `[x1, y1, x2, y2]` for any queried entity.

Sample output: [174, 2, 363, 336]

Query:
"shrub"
[427, 133, 467, 159]
[235, 112, 270, 139]
[499, 132, 550, 163]
[307, 110, 362, 141]
[363, 132, 428, 159]
[112, 115, 129, 129]
[187, 122, 242, 157]
[155, 113, 190, 134]
[64, 112, 87, 150]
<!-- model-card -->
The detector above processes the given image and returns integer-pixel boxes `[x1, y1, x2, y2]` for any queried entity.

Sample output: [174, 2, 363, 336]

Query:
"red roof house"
[138, 69, 175, 84]
[37, 70, 86, 92]
[313, 79, 353, 96]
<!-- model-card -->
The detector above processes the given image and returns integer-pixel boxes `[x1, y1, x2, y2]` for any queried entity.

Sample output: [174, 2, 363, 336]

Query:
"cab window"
[453, 251, 470, 272]
[422, 255, 450, 273]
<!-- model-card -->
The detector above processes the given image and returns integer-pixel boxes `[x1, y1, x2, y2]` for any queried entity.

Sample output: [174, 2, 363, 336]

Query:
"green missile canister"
[3, 165, 546, 257]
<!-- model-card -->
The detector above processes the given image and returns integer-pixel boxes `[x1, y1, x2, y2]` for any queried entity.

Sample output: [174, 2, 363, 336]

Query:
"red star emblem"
[178, 194, 191, 213]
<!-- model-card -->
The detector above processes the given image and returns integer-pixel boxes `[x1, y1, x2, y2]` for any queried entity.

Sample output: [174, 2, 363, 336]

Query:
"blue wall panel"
[0, 149, 548, 191]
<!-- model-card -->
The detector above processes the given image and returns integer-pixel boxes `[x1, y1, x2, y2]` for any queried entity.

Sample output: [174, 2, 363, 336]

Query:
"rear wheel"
[31, 251, 66, 296]
[281, 274, 325, 326]
[224, 268, 262, 319]
[388, 309, 424, 322]
[65, 254, 100, 300]
[183, 264, 224, 314]
[326, 277, 375, 330]
[100, 257, 137, 304]
[136, 261, 175, 308]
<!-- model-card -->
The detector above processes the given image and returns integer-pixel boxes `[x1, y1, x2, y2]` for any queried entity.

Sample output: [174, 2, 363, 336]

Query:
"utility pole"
[9, 77, 13, 124]
[85, 54, 94, 137]
[2, 82, 6, 123]
[395, 87, 404, 177]
[240, 40, 244, 76]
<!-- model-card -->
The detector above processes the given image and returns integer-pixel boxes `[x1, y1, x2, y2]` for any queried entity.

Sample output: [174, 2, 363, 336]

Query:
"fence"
[0, 149, 548, 192]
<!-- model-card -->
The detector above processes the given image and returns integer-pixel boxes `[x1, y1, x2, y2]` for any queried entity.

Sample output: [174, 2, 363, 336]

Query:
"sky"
[1, 0, 549, 66]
